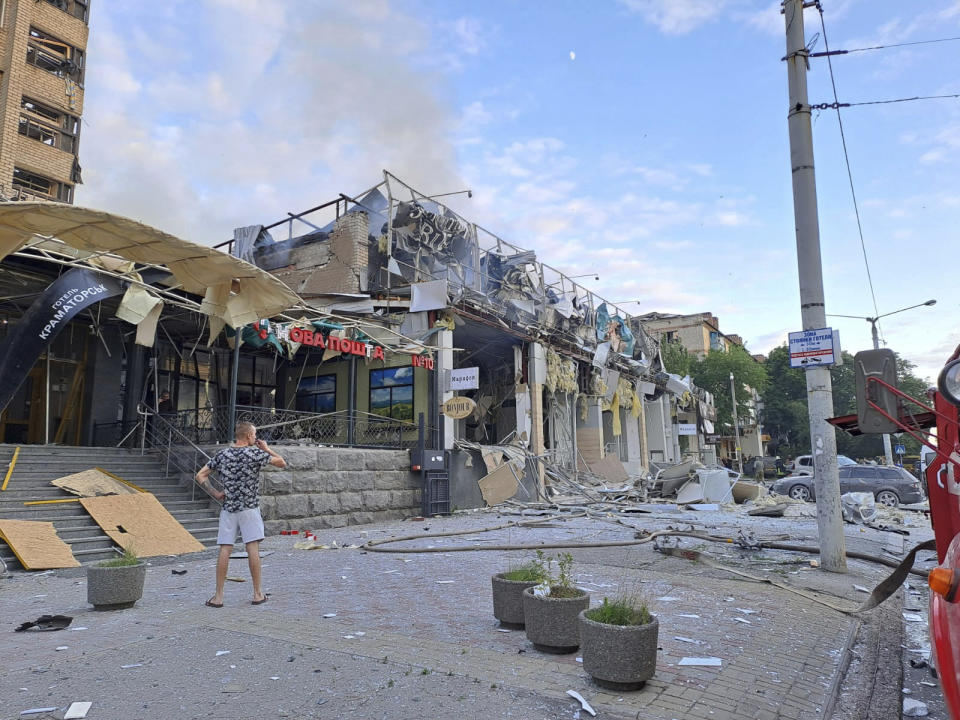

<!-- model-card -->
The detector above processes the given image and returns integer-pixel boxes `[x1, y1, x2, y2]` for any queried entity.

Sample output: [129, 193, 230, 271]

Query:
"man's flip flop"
[205, 599, 223, 608]
[251, 597, 268, 605]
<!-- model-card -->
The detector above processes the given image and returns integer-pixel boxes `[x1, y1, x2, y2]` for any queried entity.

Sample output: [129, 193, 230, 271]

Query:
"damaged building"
[236, 172, 721, 507]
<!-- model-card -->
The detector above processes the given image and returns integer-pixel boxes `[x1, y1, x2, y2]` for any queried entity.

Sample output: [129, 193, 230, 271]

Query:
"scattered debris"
[736, 608, 757, 615]
[747, 503, 788, 518]
[216, 650, 231, 657]
[120, 664, 142, 669]
[903, 698, 929, 717]
[676, 613, 700, 619]
[809, 559, 819, 568]
[172, 569, 187, 575]
[20, 708, 58, 716]
[853, 584, 869, 593]
[903, 613, 924, 622]
[221, 684, 244, 694]
[64, 701, 92, 719]
[674, 636, 702, 644]
[436, 580, 456, 584]
[15, 615, 73, 632]
[733, 618, 752, 625]
[678, 657, 722, 667]
[566, 690, 596, 717]
[226, 576, 246, 583]
[910, 658, 929, 669]
[55, 646, 69, 651]
[323, 613, 337, 618]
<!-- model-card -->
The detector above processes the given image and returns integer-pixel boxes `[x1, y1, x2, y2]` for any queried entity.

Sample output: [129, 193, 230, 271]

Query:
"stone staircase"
[0, 444, 219, 569]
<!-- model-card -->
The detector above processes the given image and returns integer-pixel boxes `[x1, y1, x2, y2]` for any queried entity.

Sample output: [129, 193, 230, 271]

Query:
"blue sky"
[77, 0, 960, 380]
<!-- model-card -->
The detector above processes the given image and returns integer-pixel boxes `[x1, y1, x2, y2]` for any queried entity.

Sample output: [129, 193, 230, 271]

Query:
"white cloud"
[618, 0, 729, 34]
[77, 1, 464, 243]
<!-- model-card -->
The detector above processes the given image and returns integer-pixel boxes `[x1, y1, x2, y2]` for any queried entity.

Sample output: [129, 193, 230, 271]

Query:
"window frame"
[20, 97, 80, 154]
[26, 27, 85, 83]
[369, 367, 415, 421]
[295, 373, 337, 414]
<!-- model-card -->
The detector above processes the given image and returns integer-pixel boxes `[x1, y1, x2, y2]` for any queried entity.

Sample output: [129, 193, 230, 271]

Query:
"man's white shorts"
[217, 507, 265, 545]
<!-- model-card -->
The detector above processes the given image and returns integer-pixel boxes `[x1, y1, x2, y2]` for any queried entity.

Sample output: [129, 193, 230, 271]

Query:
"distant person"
[157, 390, 173, 415]
[196, 421, 286, 607]
[753, 456, 764, 481]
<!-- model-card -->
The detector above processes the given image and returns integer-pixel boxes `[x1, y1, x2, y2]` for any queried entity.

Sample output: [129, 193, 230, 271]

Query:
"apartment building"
[0, 0, 88, 203]
[637, 311, 741, 358]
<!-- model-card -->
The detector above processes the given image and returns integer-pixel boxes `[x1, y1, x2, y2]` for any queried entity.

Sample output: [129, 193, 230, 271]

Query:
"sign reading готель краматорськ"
[788, 327, 840, 368]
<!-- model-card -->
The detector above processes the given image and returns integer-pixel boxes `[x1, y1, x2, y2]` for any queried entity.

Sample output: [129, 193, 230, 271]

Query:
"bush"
[98, 545, 140, 568]
[586, 597, 652, 626]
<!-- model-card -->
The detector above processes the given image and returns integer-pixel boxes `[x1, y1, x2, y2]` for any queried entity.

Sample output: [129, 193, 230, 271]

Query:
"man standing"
[195, 421, 286, 607]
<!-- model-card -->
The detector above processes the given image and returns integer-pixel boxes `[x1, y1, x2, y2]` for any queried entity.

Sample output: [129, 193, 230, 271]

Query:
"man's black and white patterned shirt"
[206, 446, 271, 513]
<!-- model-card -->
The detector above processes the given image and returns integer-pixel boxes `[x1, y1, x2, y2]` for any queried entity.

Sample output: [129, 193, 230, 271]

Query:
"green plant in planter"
[501, 559, 546, 583]
[545, 552, 580, 598]
[579, 590, 658, 688]
[98, 545, 140, 568]
[586, 596, 653, 626]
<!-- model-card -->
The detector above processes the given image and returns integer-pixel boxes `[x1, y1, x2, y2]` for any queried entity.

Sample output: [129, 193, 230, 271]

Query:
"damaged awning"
[0, 203, 302, 328]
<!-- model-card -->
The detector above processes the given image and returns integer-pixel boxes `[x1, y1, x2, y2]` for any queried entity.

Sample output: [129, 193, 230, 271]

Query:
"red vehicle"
[833, 346, 960, 718]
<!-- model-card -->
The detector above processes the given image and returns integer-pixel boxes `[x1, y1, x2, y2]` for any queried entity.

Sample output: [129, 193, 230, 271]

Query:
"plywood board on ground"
[52, 468, 140, 497]
[477, 463, 520, 506]
[0, 519, 79, 569]
[79, 493, 205, 557]
[585, 455, 630, 484]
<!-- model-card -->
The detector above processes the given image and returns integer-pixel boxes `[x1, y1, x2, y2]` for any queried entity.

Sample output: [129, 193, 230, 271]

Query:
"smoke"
[77, 0, 465, 244]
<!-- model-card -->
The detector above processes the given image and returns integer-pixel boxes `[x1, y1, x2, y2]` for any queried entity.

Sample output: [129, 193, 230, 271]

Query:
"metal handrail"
[136, 404, 221, 505]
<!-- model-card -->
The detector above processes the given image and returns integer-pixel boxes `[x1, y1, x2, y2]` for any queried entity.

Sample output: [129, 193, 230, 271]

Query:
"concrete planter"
[522, 586, 590, 653]
[578, 610, 659, 690]
[86, 562, 147, 610]
[491, 573, 540, 628]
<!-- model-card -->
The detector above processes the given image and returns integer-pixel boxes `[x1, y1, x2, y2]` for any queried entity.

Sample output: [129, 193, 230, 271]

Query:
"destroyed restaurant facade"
[0, 172, 720, 515]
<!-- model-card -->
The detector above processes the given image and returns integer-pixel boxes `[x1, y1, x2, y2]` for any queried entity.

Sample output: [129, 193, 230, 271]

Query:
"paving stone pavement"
[1, 507, 920, 719]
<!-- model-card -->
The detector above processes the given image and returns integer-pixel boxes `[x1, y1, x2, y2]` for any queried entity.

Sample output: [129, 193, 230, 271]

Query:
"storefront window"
[369, 367, 414, 420]
[296, 374, 336, 413]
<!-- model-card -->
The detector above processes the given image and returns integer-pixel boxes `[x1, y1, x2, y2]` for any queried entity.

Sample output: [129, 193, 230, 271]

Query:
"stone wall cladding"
[257, 446, 419, 535]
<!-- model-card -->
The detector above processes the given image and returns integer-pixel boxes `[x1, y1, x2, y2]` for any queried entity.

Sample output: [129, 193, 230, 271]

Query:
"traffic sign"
[788, 327, 836, 368]
[894, 444, 905, 455]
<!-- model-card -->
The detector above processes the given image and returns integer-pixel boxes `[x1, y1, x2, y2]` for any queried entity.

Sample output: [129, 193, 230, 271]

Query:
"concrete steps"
[0, 444, 220, 570]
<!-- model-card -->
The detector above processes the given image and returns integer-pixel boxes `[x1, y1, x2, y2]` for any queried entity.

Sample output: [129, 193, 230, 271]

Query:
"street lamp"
[827, 299, 936, 465]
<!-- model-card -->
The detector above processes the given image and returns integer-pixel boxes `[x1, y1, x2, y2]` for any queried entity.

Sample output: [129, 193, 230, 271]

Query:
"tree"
[690, 345, 768, 435]
[660, 341, 693, 377]
[760, 345, 931, 461]
[761, 345, 809, 457]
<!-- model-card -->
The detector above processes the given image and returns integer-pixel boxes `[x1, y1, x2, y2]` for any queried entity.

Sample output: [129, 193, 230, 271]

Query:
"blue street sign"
[894, 444, 905, 455]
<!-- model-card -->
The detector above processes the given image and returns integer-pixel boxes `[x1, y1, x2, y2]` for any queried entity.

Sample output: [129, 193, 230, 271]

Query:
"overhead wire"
[815, 3, 884, 342]
[812, 34, 960, 56]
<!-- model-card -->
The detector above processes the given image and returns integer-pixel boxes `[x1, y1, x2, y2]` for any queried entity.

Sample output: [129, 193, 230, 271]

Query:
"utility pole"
[783, 0, 846, 572]
[729, 372, 743, 474]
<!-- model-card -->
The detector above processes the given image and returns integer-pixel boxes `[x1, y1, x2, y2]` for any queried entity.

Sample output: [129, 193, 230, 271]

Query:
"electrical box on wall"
[410, 449, 447, 471]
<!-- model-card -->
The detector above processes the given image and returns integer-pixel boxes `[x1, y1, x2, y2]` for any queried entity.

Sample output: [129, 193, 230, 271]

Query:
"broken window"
[370, 367, 414, 420]
[12, 166, 73, 202]
[19, 98, 79, 153]
[41, 0, 89, 23]
[26, 27, 84, 82]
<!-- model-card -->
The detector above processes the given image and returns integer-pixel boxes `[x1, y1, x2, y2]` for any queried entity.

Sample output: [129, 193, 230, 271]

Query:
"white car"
[788, 454, 857, 475]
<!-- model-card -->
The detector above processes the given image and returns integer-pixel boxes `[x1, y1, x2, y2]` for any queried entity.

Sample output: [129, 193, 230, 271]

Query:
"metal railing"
[136, 404, 219, 504]
[96, 404, 430, 452]
[150, 405, 427, 449]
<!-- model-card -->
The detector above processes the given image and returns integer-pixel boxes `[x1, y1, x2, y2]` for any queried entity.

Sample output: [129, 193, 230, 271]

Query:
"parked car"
[770, 464, 924, 507]
[786, 454, 857, 475]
